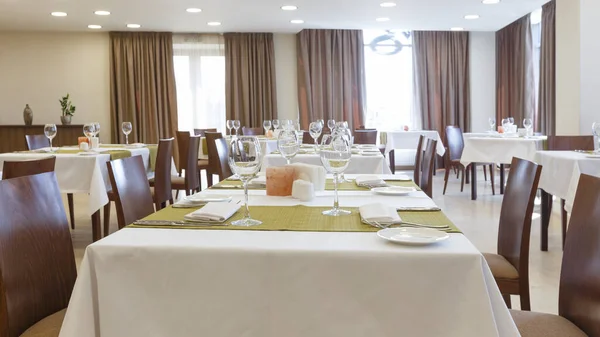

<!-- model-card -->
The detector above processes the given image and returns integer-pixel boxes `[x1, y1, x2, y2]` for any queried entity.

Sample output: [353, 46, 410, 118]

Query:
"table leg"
[91, 210, 102, 242]
[541, 190, 551, 251]
[471, 163, 477, 200]
[499, 164, 505, 195]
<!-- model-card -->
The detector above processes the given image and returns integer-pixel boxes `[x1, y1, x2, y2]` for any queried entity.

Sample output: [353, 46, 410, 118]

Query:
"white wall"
[469, 32, 496, 133]
[0, 32, 111, 141]
[579, 0, 600, 134]
[273, 33, 298, 121]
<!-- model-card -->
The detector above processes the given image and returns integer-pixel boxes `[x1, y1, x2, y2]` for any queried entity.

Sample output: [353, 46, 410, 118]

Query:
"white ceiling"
[0, 0, 549, 33]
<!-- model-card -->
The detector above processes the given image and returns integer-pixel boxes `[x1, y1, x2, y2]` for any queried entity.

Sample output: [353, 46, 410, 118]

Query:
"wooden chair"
[205, 132, 223, 187]
[193, 128, 217, 137]
[510, 173, 600, 336]
[0, 172, 76, 337]
[150, 138, 174, 210]
[420, 138, 437, 198]
[107, 156, 155, 230]
[353, 129, 378, 145]
[242, 127, 263, 136]
[413, 135, 425, 186]
[546, 135, 595, 248]
[214, 137, 234, 180]
[172, 135, 201, 196]
[483, 157, 542, 311]
[1, 156, 56, 180]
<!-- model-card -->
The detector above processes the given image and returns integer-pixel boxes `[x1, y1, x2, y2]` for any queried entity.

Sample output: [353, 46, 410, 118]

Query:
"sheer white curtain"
[173, 34, 226, 132]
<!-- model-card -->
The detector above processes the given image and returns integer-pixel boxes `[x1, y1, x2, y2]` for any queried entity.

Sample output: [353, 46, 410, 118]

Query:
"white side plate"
[371, 186, 417, 196]
[377, 228, 450, 246]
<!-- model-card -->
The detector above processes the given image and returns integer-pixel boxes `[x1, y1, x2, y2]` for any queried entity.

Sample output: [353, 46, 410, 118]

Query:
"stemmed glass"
[44, 124, 57, 151]
[593, 122, 600, 152]
[507, 117, 515, 133]
[226, 120, 234, 136]
[228, 136, 263, 226]
[501, 118, 509, 133]
[272, 119, 280, 130]
[277, 128, 300, 165]
[320, 133, 352, 216]
[327, 119, 336, 131]
[93, 122, 101, 138]
[122, 122, 132, 145]
[489, 117, 496, 132]
[83, 123, 96, 145]
[309, 122, 323, 146]
[523, 118, 533, 138]
[263, 120, 272, 135]
[233, 120, 241, 136]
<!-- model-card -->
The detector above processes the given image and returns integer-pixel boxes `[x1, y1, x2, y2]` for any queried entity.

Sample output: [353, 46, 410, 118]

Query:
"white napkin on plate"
[184, 202, 240, 222]
[173, 195, 233, 208]
[359, 203, 402, 224]
[355, 175, 387, 187]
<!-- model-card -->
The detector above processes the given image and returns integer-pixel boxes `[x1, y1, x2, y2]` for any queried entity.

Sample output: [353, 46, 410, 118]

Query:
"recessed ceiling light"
[482, 0, 500, 4]
[94, 10, 110, 16]
[281, 5, 298, 11]
[290, 19, 304, 24]
[88, 25, 102, 29]
[380, 2, 397, 7]
[127, 24, 141, 28]
[464, 14, 480, 20]
[186, 8, 202, 13]
[376, 17, 390, 22]
[450, 27, 465, 31]
[51, 12, 67, 17]
[207, 21, 221, 26]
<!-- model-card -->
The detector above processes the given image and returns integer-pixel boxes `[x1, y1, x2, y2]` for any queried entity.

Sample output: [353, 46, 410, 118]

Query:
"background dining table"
[199, 136, 278, 160]
[381, 130, 446, 157]
[262, 152, 393, 174]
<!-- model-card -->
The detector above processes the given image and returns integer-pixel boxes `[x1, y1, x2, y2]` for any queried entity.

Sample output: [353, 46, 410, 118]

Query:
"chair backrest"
[1, 157, 56, 180]
[547, 136, 595, 151]
[107, 156, 155, 229]
[185, 136, 200, 191]
[497, 157, 542, 280]
[353, 130, 378, 145]
[176, 131, 190, 175]
[214, 137, 234, 180]
[153, 138, 174, 209]
[205, 132, 223, 175]
[0, 172, 76, 337]
[25, 134, 49, 150]
[420, 138, 437, 198]
[413, 135, 425, 186]
[558, 174, 600, 334]
[445, 126, 464, 162]
[193, 128, 217, 137]
[242, 127, 263, 136]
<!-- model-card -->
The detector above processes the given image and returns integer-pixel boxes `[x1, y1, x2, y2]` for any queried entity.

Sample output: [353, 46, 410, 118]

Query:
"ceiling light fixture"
[482, 0, 500, 4]
[207, 21, 221, 26]
[380, 2, 397, 7]
[281, 5, 298, 11]
[51, 12, 67, 17]
[186, 8, 202, 13]
[376, 17, 390, 22]
[94, 10, 111, 16]
[127, 24, 141, 28]
[450, 27, 465, 31]
[290, 19, 304, 24]
[88, 25, 102, 29]
[464, 14, 480, 20]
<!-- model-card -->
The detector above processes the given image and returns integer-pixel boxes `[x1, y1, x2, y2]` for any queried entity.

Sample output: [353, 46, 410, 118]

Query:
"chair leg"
[67, 193, 75, 229]
[561, 199, 567, 249]
[465, 165, 470, 184]
[502, 294, 512, 309]
[198, 170, 203, 191]
[207, 173, 214, 187]
[443, 167, 450, 195]
[103, 202, 111, 237]
[483, 166, 488, 181]
[520, 289, 531, 311]
[489, 165, 495, 195]
[460, 167, 466, 192]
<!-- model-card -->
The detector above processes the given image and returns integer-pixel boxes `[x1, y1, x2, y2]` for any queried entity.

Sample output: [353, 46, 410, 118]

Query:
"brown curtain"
[496, 15, 536, 129]
[224, 33, 277, 128]
[109, 32, 178, 158]
[412, 31, 470, 140]
[538, 1, 556, 135]
[297, 29, 366, 131]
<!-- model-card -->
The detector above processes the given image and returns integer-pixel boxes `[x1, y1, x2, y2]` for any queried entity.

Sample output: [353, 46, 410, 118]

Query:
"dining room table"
[380, 130, 446, 157]
[199, 136, 278, 160]
[59, 173, 519, 337]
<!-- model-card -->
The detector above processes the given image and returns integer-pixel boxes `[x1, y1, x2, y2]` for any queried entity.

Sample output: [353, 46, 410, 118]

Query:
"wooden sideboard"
[0, 125, 84, 153]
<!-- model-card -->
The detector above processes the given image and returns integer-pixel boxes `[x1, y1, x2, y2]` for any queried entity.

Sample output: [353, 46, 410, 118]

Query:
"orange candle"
[78, 137, 90, 145]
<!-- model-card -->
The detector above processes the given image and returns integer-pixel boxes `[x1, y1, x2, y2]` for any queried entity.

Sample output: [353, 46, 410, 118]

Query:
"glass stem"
[126, 134, 129, 145]
[333, 173, 339, 211]
[49, 139, 53, 151]
[243, 181, 250, 220]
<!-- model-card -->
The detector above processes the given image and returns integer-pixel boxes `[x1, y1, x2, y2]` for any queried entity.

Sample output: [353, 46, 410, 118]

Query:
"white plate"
[186, 195, 232, 203]
[360, 151, 381, 156]
[371, 186, 416, 196]
[78, 152, 99, 156]
[377, 228, 450, 246]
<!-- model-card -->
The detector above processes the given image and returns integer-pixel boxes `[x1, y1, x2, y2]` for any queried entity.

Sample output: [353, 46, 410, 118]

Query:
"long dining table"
[59, 174, 519, 337]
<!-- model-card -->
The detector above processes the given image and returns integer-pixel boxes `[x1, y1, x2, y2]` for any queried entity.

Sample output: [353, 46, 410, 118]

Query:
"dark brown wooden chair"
[420, 138, 437, 198]
[25, 134, 49, 150]
[193, 128, 217, 137]
[107, 156, 155, 230]
[150, 138, 174, 210]
[510, 173, 600, 336]
[413, 135, 425, 186]
[483, 157, 542, 312]
[242, 127, 263, 136]
[353, 129, 378, 145]
[172, 135, 201, 196]
[205, 132, 223, 187]
[1, 156, 56, 180]
[214, 137, 233, 180]
[0, 172, 76, 337]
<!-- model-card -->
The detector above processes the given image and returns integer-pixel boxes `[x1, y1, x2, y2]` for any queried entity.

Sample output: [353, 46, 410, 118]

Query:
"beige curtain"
[496, 15, 536, 128]
[412, 31, 470, 139]
[297, 29, 366, 131]
[224, 33, 277, 128]
[538, 1, 556, 135]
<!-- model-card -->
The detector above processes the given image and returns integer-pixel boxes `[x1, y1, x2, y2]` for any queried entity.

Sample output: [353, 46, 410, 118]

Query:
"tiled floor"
[67, 167, 564, 314]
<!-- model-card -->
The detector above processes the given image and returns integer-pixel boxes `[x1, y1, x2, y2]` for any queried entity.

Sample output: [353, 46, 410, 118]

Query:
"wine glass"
[226, 120, 234, 136]
[272, 119, 280, 130]
[122, 122, 132, 145]
[327, 119, 336, 131]
[320, 133, 352, 216]
[277, 128, 300, 165]
[263, 120, 272, 135]
[488, 117, 496, 132]
[523, 118, 533, 138]
[233, 120, 241, 136]
[501, 118, 509, 133]
[44, 124, 57, 151]
[508, 117, 515, 126]
[593, 122, 600, 152]
[83, 123, 95, 145]
[309, 122, 323, 146]
[228, 136, 263, 226]
[93, 122, 101, 138]
[318, 119, 325, 128]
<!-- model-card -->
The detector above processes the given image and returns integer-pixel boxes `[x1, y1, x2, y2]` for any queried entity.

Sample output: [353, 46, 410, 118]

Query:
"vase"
[23, 104, 33, 126]
[61, 115, 72, 125]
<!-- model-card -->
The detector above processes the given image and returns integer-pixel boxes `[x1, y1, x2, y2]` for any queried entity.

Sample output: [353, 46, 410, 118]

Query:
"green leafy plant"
[59, 94, 76, 117]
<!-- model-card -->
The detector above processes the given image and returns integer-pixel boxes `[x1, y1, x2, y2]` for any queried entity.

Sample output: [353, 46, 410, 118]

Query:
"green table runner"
[130, 205, 461, 233]
[211, 178, 418, 191]
[54, 149, 132, 161]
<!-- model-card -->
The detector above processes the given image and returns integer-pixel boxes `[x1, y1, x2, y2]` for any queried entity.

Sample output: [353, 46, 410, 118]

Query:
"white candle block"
[286, 163, 326, 191]
[292, 180, 315, 201]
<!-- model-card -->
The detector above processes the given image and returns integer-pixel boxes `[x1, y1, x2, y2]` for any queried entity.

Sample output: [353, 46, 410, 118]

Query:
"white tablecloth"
[461, 135, 546, 166]
[60, 174, 518, 337]
[262, 153, 393, 175]
[383, 130, 446, 157]
[535, 151, 600, 212]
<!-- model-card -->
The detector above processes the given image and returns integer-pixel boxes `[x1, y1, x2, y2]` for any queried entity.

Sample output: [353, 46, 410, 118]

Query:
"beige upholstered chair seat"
[20, 309, 66, 337]
[510, 310, 586, 337]
[483, 253, 519, 280]
[171, 176, 185, 185]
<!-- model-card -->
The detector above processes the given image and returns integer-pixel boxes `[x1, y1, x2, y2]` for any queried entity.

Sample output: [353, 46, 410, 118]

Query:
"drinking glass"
[327, 119, 336, 131]
[272, 119, 280, 130]
[277, 129, 300, 165]
[83, 123, 95, 144]
[318, 119, 325, 128]
[523, 118, 533, 138]
[263, 120, 272, 135]
[93, 122, 101, 138]
[320, 134, 352, 216]
[122, 122, 132, 145]
[593, 122, 600, 152]
[501, 118, 509, 133]
[228, 136, 263, 226]
[309, 122, 323, 146]
[233, 120, 241, 136]
[508, 117, 515, 126]
[44, 124, 57, 151]
[488, 117, 496, 132]
[226, 120, 234, 136]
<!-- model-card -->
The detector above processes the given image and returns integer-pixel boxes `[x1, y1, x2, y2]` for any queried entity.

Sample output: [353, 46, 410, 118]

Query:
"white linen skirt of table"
[460, 136, 546, 166]
[383, 130, 446, 157]
[261, 153, 393, 174]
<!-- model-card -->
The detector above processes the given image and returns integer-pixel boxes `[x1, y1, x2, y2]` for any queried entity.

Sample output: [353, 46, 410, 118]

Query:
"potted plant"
[60, 94, 76, 125]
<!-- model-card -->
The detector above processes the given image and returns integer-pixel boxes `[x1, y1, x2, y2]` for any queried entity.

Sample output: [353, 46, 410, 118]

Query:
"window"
[173, 34, 226, 132]
[363, 30, 414, 130]
[531, 9, 542, 116]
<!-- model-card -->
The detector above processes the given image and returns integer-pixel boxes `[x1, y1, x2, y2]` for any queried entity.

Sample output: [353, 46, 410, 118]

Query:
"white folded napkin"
[173, 195, 233, 208]
[385, 175, 412, 181]
[184, 202, 240, 223]
[359, 203, 402, 224]
[248, 175, 267, 188]
[126, 143, 146, 148]
[355, 175, 387, 187]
